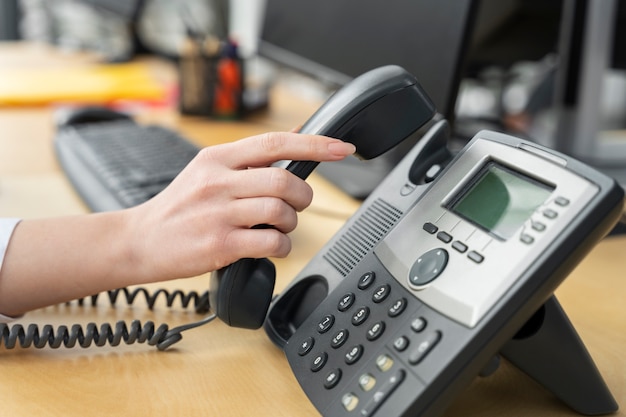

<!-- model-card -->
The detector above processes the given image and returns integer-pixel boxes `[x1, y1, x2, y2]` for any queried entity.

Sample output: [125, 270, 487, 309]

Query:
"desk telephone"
[257, 67, 622, 416]
[1, 65, 623, 417]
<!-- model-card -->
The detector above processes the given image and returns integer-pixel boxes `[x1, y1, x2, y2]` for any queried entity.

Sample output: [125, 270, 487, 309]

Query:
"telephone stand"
[500, 296, 618, 415]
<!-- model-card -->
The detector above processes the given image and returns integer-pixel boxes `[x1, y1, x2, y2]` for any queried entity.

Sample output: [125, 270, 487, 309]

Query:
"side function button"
[436, 231, 453, 243]
[360, 369, 406, 417]
[423, 222, 438, 234]
[543, 208, 558, 219]
[520, 234, 534, 244]
[555, 196, 570, 206]
[338, 293, 355, 312]
[531, 221, 546, 232]
[408, 331, 441, 365]
[358, 373, 376, 392]
[358, 272, 376, 290]
[341, 392, 359, 412]
[375, 354, 394, 372]
[467, 250, 484, 264]
[298, 337, 315, 356]
[451, 241, 467, 253]
[409, 248, 448, 287]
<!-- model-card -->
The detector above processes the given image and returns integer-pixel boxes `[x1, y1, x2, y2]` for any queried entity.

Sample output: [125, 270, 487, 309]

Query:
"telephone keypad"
[345, 344, 364, 365]
[358, 272, 376, 289]
[388, 298, 407, 317]
[338, 293, 355, 311]
[318, 314, 335, 333]
[312, 352, 328, 372]
[324, 369, 342, 389]
[352, 306, 370, 326]
[372, 284, 390, 303]
[298, 337, 315, 356]
[366, 321, 386, 341]
[331, 329, 349, 348]
[289, 265, 445, 416]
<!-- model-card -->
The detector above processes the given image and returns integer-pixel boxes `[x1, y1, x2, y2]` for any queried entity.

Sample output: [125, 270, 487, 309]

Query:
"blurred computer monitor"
[548, 0, 626, 175]
[83, 0, 145, 20]
[0, 0, 19, 40]
[258, 0, 479, 199]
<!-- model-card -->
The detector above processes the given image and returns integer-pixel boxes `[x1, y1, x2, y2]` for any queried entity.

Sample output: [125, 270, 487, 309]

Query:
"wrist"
[112, 207, 155, 285]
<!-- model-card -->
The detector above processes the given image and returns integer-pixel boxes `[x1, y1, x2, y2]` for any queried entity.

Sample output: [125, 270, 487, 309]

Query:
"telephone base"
[501, 296, 618, 415]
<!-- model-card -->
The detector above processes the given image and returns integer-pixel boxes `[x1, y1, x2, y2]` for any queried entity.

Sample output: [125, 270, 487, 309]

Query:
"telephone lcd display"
[449, 162, 554, 239]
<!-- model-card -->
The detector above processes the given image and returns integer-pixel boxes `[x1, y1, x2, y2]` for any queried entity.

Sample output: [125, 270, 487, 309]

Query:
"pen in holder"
[178, 35, 244, 119]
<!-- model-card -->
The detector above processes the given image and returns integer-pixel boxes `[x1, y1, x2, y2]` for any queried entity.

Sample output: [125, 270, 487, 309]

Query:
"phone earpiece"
[209, 257, 276, 329]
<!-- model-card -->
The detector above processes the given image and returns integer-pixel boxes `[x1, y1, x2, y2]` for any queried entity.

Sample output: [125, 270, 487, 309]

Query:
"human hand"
[126, 132, 356, 282]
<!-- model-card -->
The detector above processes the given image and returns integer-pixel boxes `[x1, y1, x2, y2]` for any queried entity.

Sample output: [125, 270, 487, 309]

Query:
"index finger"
[204, 132, 356, 169]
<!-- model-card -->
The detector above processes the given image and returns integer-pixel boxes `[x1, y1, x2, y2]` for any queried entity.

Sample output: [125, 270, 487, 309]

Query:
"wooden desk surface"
[0, 44, 624, 417]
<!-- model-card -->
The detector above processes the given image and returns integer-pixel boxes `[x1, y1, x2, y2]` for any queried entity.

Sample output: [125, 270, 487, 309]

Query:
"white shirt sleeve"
[0, 218, 22, 323]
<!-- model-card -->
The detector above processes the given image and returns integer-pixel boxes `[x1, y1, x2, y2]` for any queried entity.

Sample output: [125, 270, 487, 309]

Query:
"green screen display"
[449, 163, 554, 239]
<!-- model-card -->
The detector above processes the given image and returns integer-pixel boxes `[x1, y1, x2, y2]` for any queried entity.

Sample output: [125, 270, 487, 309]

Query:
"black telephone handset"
[209, 65, 436, 329]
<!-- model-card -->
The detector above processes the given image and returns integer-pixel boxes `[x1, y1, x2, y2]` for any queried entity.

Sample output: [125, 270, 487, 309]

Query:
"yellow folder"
[0, 62, 168, 106]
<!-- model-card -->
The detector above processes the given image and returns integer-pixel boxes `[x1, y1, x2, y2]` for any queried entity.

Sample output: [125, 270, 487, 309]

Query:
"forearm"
[0, 211, 143, 317]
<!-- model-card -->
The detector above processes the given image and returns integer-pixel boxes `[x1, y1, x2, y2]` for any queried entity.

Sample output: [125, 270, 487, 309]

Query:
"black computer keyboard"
[55, 119, 200, 212]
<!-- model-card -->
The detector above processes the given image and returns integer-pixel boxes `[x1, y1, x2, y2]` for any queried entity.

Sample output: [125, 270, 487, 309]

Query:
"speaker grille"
[323, 198, 403, 276]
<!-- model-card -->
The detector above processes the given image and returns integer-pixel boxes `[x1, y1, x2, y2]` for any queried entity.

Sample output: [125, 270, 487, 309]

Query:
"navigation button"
[409, 248, 448, 287]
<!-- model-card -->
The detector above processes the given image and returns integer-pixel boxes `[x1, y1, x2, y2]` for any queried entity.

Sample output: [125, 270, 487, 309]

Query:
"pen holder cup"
[178, 40, 245, 119]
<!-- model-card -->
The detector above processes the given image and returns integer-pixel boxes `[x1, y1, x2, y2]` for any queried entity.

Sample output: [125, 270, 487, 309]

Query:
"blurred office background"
[1, 0, 230, 61]
[1, 0, 626, 186]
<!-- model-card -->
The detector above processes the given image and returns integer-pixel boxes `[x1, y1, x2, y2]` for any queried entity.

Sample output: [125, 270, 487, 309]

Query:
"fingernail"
[328, 141, 356, 157]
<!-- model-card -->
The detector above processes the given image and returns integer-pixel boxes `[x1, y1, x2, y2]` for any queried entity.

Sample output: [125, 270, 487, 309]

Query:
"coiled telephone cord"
[74, 287, 211, 313]
[0, 287, 215, 351]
